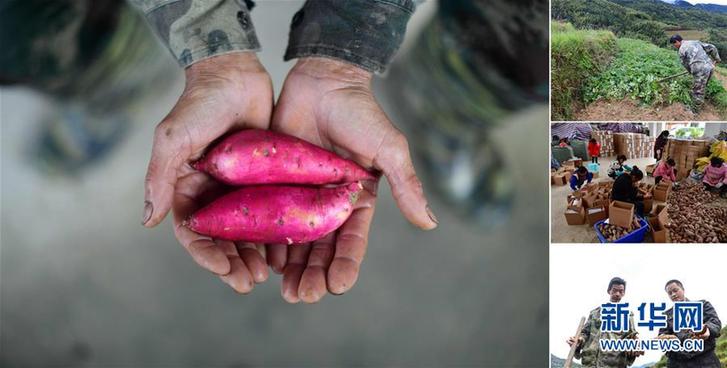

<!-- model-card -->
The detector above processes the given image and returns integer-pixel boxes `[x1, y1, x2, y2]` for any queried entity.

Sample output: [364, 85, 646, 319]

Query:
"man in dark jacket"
[658, 279, 723, 368]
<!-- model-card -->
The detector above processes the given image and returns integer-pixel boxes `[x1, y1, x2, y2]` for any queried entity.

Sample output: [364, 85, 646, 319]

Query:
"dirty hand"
[143, 52, 274, 292]
[566, 336, 583, 347]
[657, 334, 677, 340]
[694, 327, 710, 340]
[268, 57, 437, 303]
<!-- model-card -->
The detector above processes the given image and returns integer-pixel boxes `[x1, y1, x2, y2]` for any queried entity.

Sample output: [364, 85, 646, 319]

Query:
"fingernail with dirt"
[142, 201, 153, 225]
[426, 205, 439, 225]
[361, 180, 379, 194]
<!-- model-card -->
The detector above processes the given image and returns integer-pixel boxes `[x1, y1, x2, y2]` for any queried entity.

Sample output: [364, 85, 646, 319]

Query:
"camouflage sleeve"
[679, 48, 691, 73]
[283, 0, 416, 74]
[127, 0, 260, 68]
[627, 313, 637, 337]
[575, 310, 595, 359]
[701, 42, 722, 63]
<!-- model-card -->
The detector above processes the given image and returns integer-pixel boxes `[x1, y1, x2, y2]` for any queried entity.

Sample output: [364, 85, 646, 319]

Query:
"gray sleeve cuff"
[131, 0, 261, 68]
[284, 0, 415, 73]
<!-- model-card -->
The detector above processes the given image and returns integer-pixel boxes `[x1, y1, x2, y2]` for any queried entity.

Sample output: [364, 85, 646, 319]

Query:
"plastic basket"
[594, 217, 649, 243]
[586, 162, 600, 173]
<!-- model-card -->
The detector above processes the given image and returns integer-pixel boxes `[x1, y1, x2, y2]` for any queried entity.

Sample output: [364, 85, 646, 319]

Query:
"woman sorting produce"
[611, 167, 649, 217]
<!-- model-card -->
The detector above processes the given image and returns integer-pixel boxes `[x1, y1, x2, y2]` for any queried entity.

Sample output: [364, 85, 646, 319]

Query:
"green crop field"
[582, 37, 727, 112]
[664, 29, 709, 40]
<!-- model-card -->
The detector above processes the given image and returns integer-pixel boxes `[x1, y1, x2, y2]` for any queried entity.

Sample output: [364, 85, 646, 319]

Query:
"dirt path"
[573, 99, 722, 121]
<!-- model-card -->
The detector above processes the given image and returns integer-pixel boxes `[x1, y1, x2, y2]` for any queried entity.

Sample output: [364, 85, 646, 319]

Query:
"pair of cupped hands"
[141, 53, 438, 303]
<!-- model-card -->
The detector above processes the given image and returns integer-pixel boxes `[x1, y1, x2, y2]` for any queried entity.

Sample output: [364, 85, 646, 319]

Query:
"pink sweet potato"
[186, 182, 363, 244]
[193, 129, 375, 185]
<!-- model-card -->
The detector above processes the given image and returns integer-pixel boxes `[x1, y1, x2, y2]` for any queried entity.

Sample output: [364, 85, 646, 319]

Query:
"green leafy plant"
[674, 127, 705, 138]
[583, 38, 727, 112]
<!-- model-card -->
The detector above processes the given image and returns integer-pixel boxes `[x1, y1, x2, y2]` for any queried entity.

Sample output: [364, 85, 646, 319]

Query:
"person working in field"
[669, 34, 721, 112]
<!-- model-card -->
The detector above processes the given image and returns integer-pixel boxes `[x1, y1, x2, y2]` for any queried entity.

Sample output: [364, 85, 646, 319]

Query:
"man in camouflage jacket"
[669, 34, 722, 110]
[567, 277, 639, 368]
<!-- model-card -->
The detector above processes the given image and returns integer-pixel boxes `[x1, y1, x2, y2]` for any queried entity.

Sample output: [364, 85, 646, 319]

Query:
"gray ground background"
[1, 2, 549, 366]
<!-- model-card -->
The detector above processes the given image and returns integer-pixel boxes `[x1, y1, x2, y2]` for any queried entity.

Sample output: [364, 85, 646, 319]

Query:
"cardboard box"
[653, 182, 671, 202]
[586, 206, 608, 225]
[643, 197, 653, 214]
[609, 201, 635, 230]
[591, 196, 609, 209]
[646, 164, 656, 176]
[647, 216, 670, 243]
[582, 193, 599, 208]
[584, 183, 598, 193]
[552, 174, 566, 186]
[654, 203, 669, 226]
[567, 197, 583, 211]
[564, 206, 586, 225]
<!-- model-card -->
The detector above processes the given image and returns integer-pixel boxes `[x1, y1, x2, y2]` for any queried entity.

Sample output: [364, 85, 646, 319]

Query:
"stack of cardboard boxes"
[561, 176, 672, 242]
[662, 138, 711, 180]
[564, 182, 612, 226]
[551, 159, 583, 186]
[551, 168, 572, 186]
[613, 133, 656, 158]
[591, 130, 614, 157]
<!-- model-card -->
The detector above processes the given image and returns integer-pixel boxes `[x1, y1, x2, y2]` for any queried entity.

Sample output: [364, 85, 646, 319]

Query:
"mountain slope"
[551, 354, 584, 368]
[554, 0, 727, 70]
[696, 3, 727, 13]
[611, 0, 727, 28]
[552, 0, 668, 45]
[610, 0, 727, 65]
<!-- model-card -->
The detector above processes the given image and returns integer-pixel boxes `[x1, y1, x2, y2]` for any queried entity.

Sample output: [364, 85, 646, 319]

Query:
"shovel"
[657, 71, 689, 84]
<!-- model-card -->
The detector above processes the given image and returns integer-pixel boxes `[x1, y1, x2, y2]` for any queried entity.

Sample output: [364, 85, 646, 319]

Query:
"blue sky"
[682, 0, 727, 4]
